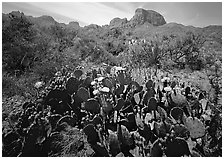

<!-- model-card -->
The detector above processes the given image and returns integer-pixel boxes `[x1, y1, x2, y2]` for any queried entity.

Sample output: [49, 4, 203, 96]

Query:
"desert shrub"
[2, 71, 43, 98]
[2, 12, 36, 73]
[2, 73, 25, 97]
[32, 60, 58, 83]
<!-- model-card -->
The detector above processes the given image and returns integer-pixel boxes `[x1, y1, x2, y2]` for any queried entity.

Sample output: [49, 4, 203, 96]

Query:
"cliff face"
[109, 17, 128, 27]
[130, 8, 166, 26]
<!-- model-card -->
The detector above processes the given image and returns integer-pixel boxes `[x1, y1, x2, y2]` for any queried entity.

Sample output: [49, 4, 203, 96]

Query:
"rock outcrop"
[110, 17, 128, 26]
[130, 8, 166, 26]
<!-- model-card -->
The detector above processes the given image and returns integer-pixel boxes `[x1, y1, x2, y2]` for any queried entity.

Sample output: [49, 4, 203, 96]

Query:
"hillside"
[2, 9, 221, 52]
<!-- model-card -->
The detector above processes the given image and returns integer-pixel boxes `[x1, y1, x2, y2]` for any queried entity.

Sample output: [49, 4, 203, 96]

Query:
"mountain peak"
[68, 21, 80, 27]
[109, 17, 128, 27]
[38, 15, 56, 23]
[130, 8, 166, 26]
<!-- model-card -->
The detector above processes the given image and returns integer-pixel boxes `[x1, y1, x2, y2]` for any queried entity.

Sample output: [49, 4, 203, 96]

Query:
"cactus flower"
[91, 81, 97, 85]
[34, 81, 44, 89]
[93, 90, 100, 95]
[99, 87, 110, 93]
[164, 86, 172, 92]
[97, 77, 105, 82]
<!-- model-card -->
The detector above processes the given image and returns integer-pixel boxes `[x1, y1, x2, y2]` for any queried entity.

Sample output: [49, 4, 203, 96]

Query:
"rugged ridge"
[2, 10, 221, 51]
[109, 17, 128, 27]
[130, 8, 166, 26]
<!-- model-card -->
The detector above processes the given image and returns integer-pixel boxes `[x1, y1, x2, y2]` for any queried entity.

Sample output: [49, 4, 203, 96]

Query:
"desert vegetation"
[2, 9, 222, 157]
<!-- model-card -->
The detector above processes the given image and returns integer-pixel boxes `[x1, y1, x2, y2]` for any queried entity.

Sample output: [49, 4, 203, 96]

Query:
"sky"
[2, 2, 222, 27]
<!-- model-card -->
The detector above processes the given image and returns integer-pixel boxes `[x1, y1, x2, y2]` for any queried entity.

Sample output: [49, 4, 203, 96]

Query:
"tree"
[162, 32, 206, 70]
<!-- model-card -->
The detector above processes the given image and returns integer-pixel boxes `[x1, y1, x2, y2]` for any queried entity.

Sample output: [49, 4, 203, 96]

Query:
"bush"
[2, 73, 25, 97]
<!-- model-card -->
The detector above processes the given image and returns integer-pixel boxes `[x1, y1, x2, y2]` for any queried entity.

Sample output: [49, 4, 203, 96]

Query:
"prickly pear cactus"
[91, 115, 103, 126]
[74, 69, 83, 79]
[143, 88, 155, 106]
[165, 137, 191, 157]
[120, 105, 134, 114]
[154, 120, 172, 138]
[115, 85, 124, 96]
[114, 98, 125, 111]
[170, 107, 184, 121]
[157, 106, 167, 120]
[83, 76, 92, 87]
[117, 71, 127, 85]
[130, 81, 142, 93]
[173, 124, 190, 139]
[171, 91, 187, 106]
[147, 97, 158, 112]
[118, 125, 134, 147]
[126, 112, 137, 131]
[108, 129, 120, 156]
[83, 124, 99, 144]
[184, 116, 206, 139]
[186, 137, 196, 153]
[145, 111, 160, 130]
[91, 142, 110, 157]
[150, 139, 163, 157]
[56, 115, 77, 127]
[84, 98, 100, 114]
[77, 87, 90, 102]
[191, 150, 201, 157]
[65, 77, 80, 94]
[146, 79, 154, 90]
[102, 78, 113, 89]
[182, 111, 188, 125]
[103, 100, 113, 115]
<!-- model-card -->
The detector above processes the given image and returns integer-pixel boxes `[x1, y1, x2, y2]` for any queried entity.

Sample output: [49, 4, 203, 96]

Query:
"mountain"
[130, 8, 166, 26]
[110, 17, 128, 27]
[2, 8, 222, 52]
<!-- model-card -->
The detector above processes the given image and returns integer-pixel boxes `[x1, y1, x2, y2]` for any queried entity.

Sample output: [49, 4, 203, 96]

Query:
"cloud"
[26, 2, 133, 26]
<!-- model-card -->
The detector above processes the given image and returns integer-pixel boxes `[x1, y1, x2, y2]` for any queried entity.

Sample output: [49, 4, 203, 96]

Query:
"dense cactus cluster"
[2, 65, 222, 157]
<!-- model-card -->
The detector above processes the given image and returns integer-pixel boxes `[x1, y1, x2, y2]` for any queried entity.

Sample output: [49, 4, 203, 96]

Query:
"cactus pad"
[77, 87, 90, 102]
[74, 69, 83, 79]
[91, 143, 110, 157]
[84, 98, 100, 114]
[108, 130, 120, 156]
[91, 115, 103, 126]
[66, 77, 79, 94]
[173, 124, 190, 139]
[114, 98, 125, 111]
[83, 124, 99, 144]
[165, 137, 191, 157]
[171, 92, 187, 106]
[146, 79, 154, 90]
[154, 121, 172, 138]
[115, 85, 124, 96]
[143, 88, 155, 106]
[83, 76, 92, 87]
[102, 78, 113, 89]
[170, 107, 184, 121]
[184, 116, 205, 139]
[56, 115, 77, 127]
[150, 139, 163, 157]
[147, 97, 158, 112]
[157, 106, 167, 120]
